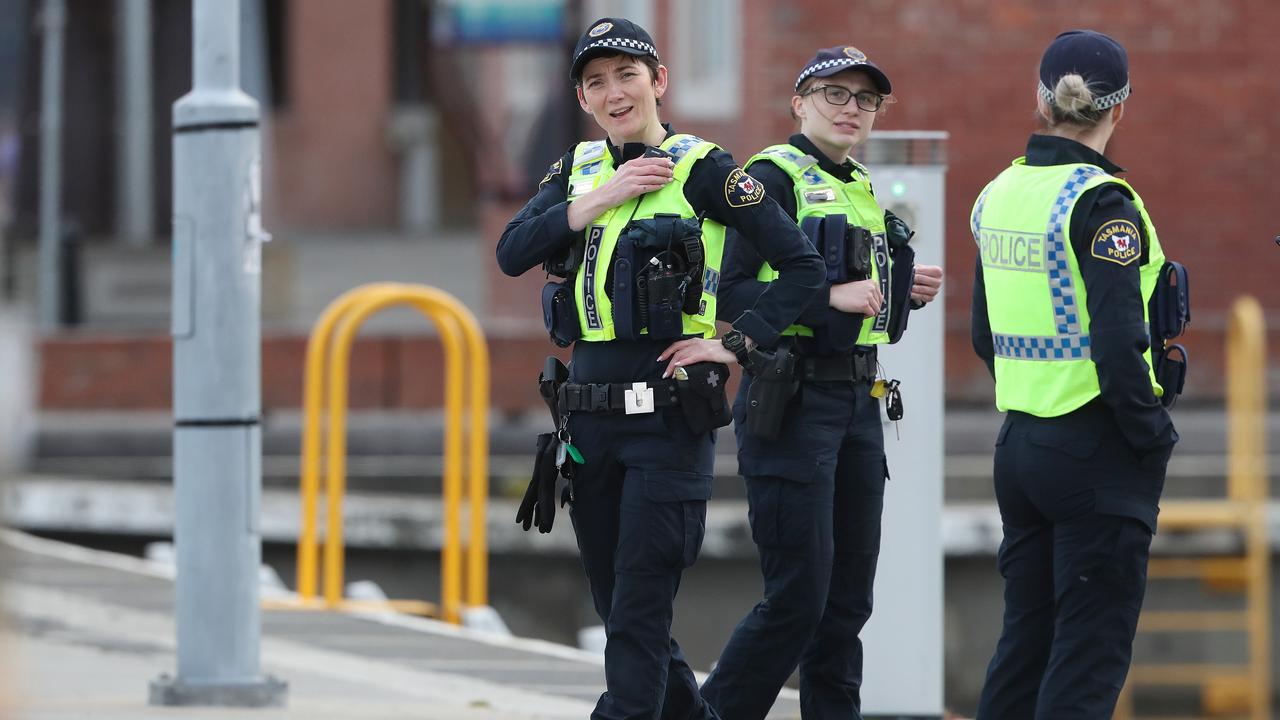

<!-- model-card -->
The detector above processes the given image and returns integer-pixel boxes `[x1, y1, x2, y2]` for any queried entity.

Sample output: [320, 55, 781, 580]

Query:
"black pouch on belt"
[674, 361, 732, 434]
[1153, 343, 1188, 408]
[541, 282, 581, 348]
[1150, 260, 1191, 342]
[744, 346, 800, 441]
[1147, 260, 1191, 407]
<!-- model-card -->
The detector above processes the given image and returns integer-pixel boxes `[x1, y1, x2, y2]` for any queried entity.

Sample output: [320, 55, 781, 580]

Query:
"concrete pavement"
[1, 530, 804, 720]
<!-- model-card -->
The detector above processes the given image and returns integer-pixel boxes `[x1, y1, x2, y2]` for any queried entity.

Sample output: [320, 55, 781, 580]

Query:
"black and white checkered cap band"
[575, 38, 658, 64]
[1037, 80, 1130, 110]
[795, 58, 867, 90]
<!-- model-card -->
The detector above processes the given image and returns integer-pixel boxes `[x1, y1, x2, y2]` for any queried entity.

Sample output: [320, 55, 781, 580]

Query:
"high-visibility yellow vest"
[748, 144, 893, 345]
[972, 158, 1165, 416]
[565, 134, 725, 341]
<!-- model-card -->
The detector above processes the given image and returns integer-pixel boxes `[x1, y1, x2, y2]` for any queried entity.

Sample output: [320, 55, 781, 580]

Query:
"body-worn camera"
[803, 214, 873, 284]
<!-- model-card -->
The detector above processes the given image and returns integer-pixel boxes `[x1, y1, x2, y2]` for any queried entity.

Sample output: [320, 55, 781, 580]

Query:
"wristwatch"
[721, 330, 751, 366]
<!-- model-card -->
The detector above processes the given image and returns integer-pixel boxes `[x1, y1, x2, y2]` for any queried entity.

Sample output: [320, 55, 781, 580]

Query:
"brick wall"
[38, 1, 1280, 411]
[39, 335, 570, 415]
[657, 0, 1280, 401]
[270, 0, 398, 230]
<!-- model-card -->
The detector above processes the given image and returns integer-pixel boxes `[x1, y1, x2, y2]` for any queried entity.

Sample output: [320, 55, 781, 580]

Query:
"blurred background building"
[0, 0, 1278, 714]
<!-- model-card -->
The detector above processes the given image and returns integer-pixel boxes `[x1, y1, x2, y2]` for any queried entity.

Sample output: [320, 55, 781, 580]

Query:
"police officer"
[496, 18, 824, 720]
[697, 46, 943, 719]
[971, 30, 1178, 718]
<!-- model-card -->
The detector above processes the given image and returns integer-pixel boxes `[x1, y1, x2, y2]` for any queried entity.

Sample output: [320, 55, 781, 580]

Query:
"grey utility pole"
[115, 0, 154, 247]
[149, 0, 285, 707]
[37, 0, 65, 329]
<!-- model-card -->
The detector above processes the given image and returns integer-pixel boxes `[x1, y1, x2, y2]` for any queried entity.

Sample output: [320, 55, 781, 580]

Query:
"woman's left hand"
[911, 264, 944, 304]
[657, 338, 737, 379]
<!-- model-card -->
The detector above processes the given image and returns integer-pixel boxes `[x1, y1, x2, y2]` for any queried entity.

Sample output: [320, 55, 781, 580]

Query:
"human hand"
[911, 264, 943, 304]
[599, 156, 674, 204]
[829, 279, 883, 315]
[568, 157, 675, 230]
[657, 338, 738, 379]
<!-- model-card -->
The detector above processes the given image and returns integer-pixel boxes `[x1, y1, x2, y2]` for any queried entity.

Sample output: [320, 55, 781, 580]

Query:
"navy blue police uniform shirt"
[718, 133, 871, 337]
[497, 126, 824, 383]
[971, 134, 1177, 454]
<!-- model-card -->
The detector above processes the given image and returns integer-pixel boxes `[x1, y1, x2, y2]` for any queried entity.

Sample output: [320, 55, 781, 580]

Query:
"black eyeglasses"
[803, 85, 886, 112]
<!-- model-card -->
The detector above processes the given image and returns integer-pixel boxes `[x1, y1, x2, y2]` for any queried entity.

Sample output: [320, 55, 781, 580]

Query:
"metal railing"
[1117, 295, 1271, 718]
[287, 282, 489, 624]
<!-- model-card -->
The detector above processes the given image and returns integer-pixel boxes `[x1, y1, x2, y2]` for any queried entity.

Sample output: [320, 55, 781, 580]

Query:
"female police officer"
[971, 30, 1178, 718]
[687, 46, 943, 720]
[496, 18, 823, 720]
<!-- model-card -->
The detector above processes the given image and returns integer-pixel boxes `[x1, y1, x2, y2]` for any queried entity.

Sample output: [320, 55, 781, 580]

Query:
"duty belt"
[797, 350, 877, 383]
[556, 380, 681, 414]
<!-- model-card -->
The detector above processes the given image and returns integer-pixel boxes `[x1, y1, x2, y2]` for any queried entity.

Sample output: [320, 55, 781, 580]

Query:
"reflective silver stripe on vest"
[989, 166, 1102, 361]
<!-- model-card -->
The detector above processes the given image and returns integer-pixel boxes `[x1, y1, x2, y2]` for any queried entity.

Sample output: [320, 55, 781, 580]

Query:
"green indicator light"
[891, 181, 907, 197]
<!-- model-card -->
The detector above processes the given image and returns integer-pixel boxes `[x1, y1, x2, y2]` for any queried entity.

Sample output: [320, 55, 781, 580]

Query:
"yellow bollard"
[1226, 296, 1270, 720]
[297, 283, 404, 600]
[294, 283, 489, 625]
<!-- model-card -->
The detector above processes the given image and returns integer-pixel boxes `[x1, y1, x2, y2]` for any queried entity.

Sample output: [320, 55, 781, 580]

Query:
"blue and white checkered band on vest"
[973, 165, 1104, 361]
[758, 147, 825, 185]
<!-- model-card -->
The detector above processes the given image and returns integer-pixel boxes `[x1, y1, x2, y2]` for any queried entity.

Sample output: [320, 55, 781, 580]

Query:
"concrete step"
[26, 451, 1276, 504]
[7, 475, 1276, 560]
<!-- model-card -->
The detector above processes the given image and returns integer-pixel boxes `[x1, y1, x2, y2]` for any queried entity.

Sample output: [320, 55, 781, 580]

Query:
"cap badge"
[589, 22, 613, 37]
[843, 46, 867, 62]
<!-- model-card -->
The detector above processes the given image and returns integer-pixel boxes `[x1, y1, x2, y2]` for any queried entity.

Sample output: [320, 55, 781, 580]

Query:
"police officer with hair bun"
[497, 17, 823, 720]
[699, 45, 942, 720]
[972, 30, 1180, 717]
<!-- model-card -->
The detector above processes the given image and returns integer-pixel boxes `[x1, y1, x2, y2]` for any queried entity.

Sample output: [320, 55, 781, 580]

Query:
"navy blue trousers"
[567, 406, 721, 720]
[701, 376, 886, 720]
[976, 404, 1168, 719]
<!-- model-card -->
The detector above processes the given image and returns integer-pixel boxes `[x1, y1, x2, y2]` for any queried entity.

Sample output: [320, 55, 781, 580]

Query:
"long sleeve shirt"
[971, 134, 1177, 454]
[716, 133, 857, 335]
[497, 126, 824, 383]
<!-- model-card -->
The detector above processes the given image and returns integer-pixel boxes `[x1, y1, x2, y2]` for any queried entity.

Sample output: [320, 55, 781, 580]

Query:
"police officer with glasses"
[971, 29, 1179, 718]
[699, 45, 942, 720]
[497, 17, 823, 720]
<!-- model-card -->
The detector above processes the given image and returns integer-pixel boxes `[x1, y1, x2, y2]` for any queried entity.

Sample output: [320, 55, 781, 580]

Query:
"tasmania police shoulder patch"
[539, 158, 563, 187]
[724, 168, 765, 207]
[1090, 219, 1142, 266]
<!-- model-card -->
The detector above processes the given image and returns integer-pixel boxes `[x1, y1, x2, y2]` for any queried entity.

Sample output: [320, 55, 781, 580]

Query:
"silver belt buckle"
[624, 382, 655, 415]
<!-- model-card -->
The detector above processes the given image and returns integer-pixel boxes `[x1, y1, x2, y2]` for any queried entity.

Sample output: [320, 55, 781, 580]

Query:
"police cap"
[795, 45, 891, 94]
[1038, 30, 1130, 110]
[570, 18, 660, 82]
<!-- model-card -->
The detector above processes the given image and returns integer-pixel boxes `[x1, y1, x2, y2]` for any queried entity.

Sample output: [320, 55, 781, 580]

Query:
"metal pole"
[150, 0, 285, 706]
[37, 0, 65, 330]
[116, 0, 153, 247]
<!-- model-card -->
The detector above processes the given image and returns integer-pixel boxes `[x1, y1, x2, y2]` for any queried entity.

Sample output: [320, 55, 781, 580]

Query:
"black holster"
[885, 242, 917, 344]
[674, 361, 732, 434]
[744, 345, 800, 441]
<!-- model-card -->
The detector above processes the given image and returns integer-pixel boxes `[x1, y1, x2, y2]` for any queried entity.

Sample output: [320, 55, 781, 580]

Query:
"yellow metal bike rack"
[1117, 296, 1271, 719]
[289, 282, 489, 624]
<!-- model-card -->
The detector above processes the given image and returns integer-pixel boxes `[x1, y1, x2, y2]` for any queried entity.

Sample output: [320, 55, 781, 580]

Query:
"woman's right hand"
[567, 157, 674, 230]
[829, 279, 883, 316]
